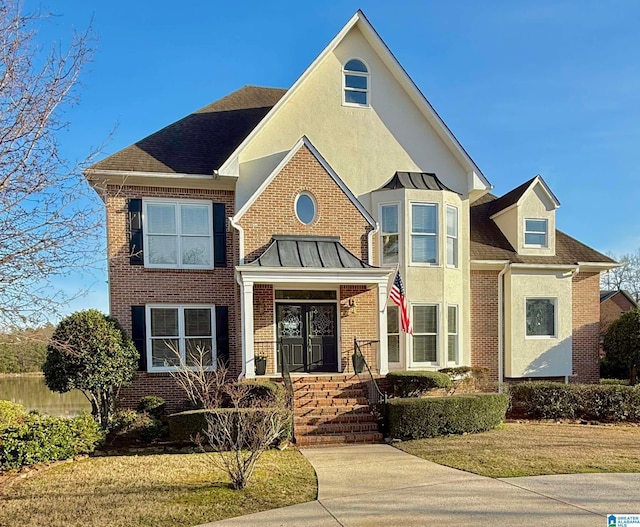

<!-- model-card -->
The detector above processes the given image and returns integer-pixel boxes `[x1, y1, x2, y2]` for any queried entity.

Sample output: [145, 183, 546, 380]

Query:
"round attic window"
[295, 193, 316, 225]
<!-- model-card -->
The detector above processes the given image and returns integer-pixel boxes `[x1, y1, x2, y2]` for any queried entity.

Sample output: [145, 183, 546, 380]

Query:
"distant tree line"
[0, 325, 54, 373]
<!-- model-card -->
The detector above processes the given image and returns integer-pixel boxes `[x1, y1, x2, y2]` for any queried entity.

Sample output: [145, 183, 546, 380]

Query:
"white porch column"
[377, 281, 389, 375]
[241, 280, 255, 379]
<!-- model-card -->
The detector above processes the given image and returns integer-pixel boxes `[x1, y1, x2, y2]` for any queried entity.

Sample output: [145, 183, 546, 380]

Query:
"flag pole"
[382, 262, 400, 310]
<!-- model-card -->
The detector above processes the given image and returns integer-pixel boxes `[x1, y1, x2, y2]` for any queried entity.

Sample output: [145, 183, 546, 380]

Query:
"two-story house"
[86, 11, 615, 443]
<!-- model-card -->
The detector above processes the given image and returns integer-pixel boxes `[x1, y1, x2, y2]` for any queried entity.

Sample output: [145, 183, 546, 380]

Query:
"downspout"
[367, 221, 380, 266]
[497, 262, 510, 393]
[230, 215, 246, 380]
[566, 265, 580, 384]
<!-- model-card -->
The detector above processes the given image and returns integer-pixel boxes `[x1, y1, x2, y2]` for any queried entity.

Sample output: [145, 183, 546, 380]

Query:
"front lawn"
[396, 422, 640, 478]
[0, 450, 317, 527]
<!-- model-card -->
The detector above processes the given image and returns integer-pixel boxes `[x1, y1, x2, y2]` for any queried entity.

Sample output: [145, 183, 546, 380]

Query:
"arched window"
[343, 59, 369, 106]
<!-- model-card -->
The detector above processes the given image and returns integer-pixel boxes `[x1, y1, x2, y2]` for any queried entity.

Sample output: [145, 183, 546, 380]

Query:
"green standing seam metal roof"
[89, 86, 287, 174]
[247, 236, 374, 269]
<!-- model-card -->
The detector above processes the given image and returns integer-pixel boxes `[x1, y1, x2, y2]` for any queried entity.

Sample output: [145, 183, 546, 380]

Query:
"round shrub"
[387, 371, 452, 398]
[137, 396, 166, 419]
[110, 409, 164, 443]
[386, 393, 509, 439]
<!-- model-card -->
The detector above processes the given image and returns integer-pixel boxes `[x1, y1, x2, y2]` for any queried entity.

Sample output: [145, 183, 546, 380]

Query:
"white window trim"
[342, 57, 371, 108]
[387, 304, 401, 364]
[294, 192, 317, 225]
[524, 218, 549, 248]
[142, 198, 214, 270]
[446, 205, 459, 268]
[410, 303, 439, 367]
[146, 304, 217, 372]
[409, 202, 439, 266]
[524, 297, 558, 339]
[447, 304, 459, 365]
[379, 201, 401, 267]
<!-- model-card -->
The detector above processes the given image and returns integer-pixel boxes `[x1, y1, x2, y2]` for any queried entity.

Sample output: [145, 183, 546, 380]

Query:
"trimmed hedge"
[509, 382, 640, 422]
[387, 371, 452, 398]
[168, 407, 292, 444]
[0, 413, 103, 471]
[386, 394, 509, 439]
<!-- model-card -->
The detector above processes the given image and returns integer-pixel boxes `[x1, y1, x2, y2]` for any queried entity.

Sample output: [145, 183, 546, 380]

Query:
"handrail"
[353, 338, 388, 430]
[278, 337, 295, 444]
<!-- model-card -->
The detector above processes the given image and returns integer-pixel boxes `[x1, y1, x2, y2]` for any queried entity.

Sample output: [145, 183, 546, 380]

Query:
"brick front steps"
[290, 375, 383, 446]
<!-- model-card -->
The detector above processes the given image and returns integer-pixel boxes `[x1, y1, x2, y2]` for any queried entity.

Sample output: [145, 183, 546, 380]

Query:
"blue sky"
[27, 0, 640, 316]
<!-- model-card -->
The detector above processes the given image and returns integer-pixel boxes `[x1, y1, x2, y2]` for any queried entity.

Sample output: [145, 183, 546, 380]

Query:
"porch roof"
[246, 235, 374, 269]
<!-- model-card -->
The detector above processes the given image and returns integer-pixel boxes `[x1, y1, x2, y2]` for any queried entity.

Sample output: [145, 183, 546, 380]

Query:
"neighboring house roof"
[375, 172, 458, 193]
[89, 86, 287, 174]
[470, 193, 616, 265]
[600, 290, 638, 306]
[489, 175, 560, 217]
[247, 236, 374, 269]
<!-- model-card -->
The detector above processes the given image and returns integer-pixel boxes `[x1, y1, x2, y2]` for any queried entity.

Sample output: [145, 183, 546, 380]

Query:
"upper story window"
[295, 192, 316, 225]
[380, 203, 399, 265]
[143, 199, 213, 269]
[343, 59, 369, 107]
[446, 205, 458, 268]
[411, 203, 438, 265]
[524, 218, 548, 247]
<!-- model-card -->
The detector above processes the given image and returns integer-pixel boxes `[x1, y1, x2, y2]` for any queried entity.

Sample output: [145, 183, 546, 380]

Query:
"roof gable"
[218, 11, 491, 194]
[490, 175, 560, 219]
[89, 86, 286, 175]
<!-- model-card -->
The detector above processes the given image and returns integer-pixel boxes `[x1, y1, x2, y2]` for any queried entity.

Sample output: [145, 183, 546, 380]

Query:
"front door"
[276, 303, 338, 373]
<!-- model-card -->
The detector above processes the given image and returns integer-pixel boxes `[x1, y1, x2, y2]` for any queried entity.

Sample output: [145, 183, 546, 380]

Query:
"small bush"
[387, 371, 452, 398]
[386, 394, 509, 439]
[0, 413, 103, 471]
[110, 409, 164, 443]
[137, 396, 166, 419]
[168, 408, 291, 445]
[237, 380, 285, 408]
[0, 400, 27, 430]
[509, 382, 640, 422]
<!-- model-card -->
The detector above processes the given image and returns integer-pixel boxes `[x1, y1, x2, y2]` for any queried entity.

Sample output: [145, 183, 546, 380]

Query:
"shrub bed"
[509, 382, 640, 422]
[168, 408, 292, 444]
[0, 400, 27, 430]
[0, 413, 103, 471]
[387, 371, 452, 398]
[386, 393, 509, 440]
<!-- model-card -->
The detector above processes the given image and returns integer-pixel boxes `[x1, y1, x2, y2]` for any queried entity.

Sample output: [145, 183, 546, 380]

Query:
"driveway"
[198, 444, 640, 526]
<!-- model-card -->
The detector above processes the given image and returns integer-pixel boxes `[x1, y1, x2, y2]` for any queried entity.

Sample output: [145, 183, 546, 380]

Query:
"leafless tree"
[171, 347, 290, 490]
[601, 252, 640, 302]
[0, 1, 101, 329]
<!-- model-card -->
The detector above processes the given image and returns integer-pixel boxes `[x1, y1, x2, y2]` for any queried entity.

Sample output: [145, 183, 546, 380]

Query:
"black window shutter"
[213, 203, 227, 267]
[131, 306, 147, 371]
[215, 306, 229, 367]
[128, 199, 144, 265]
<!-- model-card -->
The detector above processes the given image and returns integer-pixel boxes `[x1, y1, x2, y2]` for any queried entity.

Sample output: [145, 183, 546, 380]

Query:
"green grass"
[0, 450, 317, 527]
[396, 422, 640, 478]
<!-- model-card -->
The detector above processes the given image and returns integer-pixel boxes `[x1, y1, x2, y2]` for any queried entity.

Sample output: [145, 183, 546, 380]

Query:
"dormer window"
[524, 218, 548, 247]
[343, 59, 369, 106]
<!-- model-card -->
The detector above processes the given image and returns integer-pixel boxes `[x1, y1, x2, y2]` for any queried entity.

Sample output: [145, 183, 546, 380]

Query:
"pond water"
[0, 375, 91, 417]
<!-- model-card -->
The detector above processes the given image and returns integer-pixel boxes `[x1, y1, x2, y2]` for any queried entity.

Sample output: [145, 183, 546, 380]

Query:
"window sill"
[342, 102, 370, 109]
[524, 335, 558, 340]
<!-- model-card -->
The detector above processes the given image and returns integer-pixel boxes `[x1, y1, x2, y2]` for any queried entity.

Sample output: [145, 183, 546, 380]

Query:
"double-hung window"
[447, 305, 458, 363]
[387, 305, 400, 363]
[380, 204, 399, 265]
[147, 305, 215, 371]
[412, 304, 438, 363]
[144, 199, 213, 269]
[524, 218, 548, 247]
[446, 206, 458, 267]
[526, 298, 556, 338]
[411, 203, 438, 264]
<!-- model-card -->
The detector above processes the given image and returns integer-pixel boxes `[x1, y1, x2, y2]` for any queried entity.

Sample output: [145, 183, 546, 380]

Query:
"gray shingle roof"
[89, 86, 287, 174]
[471, 193, 615, 265]
[376, 172, 457, 193]
[247, 236, 373, 269]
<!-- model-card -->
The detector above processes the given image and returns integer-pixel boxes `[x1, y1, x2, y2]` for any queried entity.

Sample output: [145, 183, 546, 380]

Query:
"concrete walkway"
[198, 444, 640, 526]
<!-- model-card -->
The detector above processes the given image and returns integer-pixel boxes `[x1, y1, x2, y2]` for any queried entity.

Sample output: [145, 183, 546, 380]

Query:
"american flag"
[389, 270, 412, 334]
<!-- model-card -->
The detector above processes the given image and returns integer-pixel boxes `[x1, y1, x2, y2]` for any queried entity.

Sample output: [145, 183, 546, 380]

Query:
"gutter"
[229, 215, 246, 380]
[497, 261, 510, 392]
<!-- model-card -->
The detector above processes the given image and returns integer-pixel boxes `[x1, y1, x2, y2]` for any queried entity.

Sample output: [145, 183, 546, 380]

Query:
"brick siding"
[470, 270, 500, 382]
[572, 272, 601, 383]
